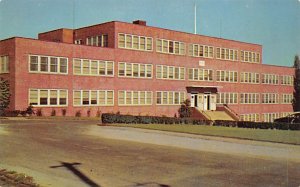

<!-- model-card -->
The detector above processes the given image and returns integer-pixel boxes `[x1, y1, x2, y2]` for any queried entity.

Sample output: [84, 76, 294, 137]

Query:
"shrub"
[36, 109, 42, 116]
[178, 99, 191, 118]
[25, 105, 35, 116]
[96, 110, 101, 117]
[51, 109, 56, 116]
[75, 110, 81, 117]
[62, 109, 67, 116]
[87, 109, 91, 117]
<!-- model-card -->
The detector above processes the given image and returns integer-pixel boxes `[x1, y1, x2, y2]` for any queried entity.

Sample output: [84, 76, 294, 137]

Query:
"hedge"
[102, 113, 300, 130]
[101, 113, 211, 125]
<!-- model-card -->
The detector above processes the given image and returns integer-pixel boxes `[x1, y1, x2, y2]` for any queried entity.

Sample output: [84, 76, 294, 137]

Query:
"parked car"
[274, 112, 300, 123]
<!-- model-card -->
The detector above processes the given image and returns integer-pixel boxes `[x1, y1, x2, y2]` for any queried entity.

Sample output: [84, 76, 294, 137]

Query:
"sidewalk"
[88, 126, 300, 162]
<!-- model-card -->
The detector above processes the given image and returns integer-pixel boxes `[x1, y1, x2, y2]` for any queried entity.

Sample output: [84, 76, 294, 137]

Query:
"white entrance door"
[191, 94, 198, 107]
[198, 94, 204, 110]
[203, 94, 209, 110]
[210, 94, 217, 111]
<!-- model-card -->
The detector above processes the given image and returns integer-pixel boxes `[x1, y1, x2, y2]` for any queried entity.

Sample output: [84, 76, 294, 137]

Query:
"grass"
[0, 169, 40, 187]
[110, 124, 300, 145]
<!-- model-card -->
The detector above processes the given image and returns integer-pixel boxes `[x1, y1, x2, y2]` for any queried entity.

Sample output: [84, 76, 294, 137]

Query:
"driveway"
[0, 119, 299, 187]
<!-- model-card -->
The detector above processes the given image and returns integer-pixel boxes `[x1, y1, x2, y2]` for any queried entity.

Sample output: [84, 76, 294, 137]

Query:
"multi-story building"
[0, 20, 295, 122]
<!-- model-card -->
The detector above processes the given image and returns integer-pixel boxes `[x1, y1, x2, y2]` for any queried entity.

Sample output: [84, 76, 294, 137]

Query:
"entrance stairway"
[191, 105, 239, 121]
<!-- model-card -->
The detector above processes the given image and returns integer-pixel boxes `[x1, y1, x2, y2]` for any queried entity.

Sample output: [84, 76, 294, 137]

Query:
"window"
[188, 44, 214, 58]
[281, 75, 293, 85]
[215, 47, 238, 61]
[73, 90, 114, 106]
[156, 65, 185, 80]
[240, 72, 260, 84]
[29, 89, 68, 106]
[240, 50, 260, 63]
[73, 58, 114, 76]
[240, 113, 260, 122]
[156, 91, 185, 105]
[0, 56, 9, 74]
[262, 74, 279, 85]
[156, 38, 185, 55]
[262, 93, 279, 104]
[86, 34, 108, 47]
[29, 55, 68, 74]
[118, 33, 152, 51]
[282, 94, 293, 104]
[216, 70, 238, 82]
[30, 56, 39, 72]
[216, 93, 238, 104]
[240, 93, 260, 104]
[188, 68, 213, 81]
[118, 91, 152, 106]
[262, 113, 280, 122]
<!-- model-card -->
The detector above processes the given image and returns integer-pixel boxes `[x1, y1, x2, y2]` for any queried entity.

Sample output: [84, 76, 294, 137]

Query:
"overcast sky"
[0, 0, 299, 67]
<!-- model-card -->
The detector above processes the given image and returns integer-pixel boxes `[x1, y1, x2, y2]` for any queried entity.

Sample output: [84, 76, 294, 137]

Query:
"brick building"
[0, 20, 295, 122]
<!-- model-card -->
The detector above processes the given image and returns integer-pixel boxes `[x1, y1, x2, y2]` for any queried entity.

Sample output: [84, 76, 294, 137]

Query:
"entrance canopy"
[186, 86, 221, 94]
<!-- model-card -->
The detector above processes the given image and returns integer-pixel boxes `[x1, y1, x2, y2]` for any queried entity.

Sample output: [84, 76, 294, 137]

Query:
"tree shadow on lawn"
[50, 161, 100, 187]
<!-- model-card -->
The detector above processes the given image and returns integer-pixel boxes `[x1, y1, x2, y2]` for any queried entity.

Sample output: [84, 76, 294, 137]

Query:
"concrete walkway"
[88, 126, 300, 162]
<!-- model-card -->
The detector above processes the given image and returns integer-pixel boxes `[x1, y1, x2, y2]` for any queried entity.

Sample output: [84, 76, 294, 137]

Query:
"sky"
[0, 0, 299, 67]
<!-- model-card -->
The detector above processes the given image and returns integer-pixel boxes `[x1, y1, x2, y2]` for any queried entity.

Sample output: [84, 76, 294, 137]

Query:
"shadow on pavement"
[50, 161, 100, 187]
[132, 182, 170, 187]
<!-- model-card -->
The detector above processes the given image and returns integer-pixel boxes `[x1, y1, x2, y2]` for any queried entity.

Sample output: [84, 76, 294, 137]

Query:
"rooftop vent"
[133, 20, 146, 26]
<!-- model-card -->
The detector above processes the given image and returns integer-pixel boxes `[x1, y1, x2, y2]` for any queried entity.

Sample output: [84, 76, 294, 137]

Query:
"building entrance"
[190, 93, 216, 111]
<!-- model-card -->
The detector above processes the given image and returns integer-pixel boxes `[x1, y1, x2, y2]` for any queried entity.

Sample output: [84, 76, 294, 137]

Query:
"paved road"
[0, 119, 299, 187]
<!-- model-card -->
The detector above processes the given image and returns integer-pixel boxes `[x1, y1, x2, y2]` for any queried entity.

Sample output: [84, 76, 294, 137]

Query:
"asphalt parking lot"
[0, 119, 299, 187]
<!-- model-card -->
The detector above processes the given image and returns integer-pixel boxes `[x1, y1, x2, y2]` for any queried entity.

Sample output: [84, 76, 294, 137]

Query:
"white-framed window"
[29, 55, 68, 74]
[0, 56, 9, 74]
[188, 68, 213, 81]
[262, 74, 279, 84]
[281, 75, 293, 86]
[118, 33, 152, 51]
[240, 93, 260, 104]
[262, 93, 279, 104]
[240, 50, 260, 63]
[156, 91, 185, 105]
[73, 90, 114, 106]
[240, 72, 260, 84]
[118, 91, 152, 106]
[282, 94, 293, 104]
[156, 65, 185, 80]
[86, 34, 108, 47]
[156, 38, 185, 55]
[240, 113, 260, 122]
[73, 58, 114, 76]
[215, 47, 238, 61]
[216, 70, 238, 82]
[188, 44, 214, 58]
[118, 62, 152, 79]
[29, 89, 68, 106]
[216, 93, 238, 104]
[262, 113, 280, 122]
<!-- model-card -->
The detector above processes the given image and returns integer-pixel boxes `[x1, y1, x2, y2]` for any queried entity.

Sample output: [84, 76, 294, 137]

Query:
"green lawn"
[110, 124, 300, 145]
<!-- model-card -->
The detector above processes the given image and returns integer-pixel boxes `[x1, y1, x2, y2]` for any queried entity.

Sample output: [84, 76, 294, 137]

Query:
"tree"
[178, 99, 191, 118]
[0, 78, 10, 116]
[293, 55, 300, 112]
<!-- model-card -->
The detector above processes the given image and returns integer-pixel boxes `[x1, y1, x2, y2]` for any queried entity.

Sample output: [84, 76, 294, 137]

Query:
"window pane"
[74, 91, 81, 106]
[40, 57, 48, 72]
[30, 56, 39, 71]
[60, 58, 67, 73]
[50, 90, 58, 105]
[82, 60, 90, 74]
[99, 61, 106, 75]
[107, 61, 114, 75]
[40, 90, 48, 105]
[50, 57, 58, 73]
[99, 91, 106, 105]
[29, 89, 38, 105]
[59, 90, 67, 105]
[82, 91, 89, 105]
[74, 59, 81, 74]
[91, 60, 98, 75]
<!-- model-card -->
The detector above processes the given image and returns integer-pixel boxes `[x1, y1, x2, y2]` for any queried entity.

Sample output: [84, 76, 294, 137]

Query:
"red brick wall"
[38, 29, 74, 44]
[74, 22, 115, 48]
[0, 38, 16, 111]
[0, 21, 295, 118]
